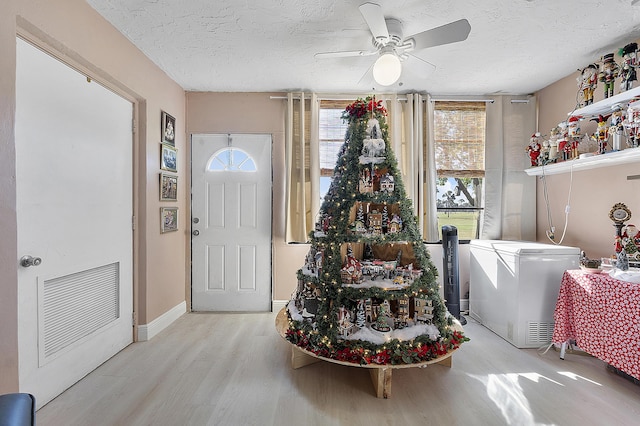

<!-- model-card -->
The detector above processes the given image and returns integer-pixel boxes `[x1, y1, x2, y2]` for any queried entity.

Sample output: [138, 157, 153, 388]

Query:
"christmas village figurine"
[599, 53, 620, 99]
[619, 42, 638, 92]
[380, 173, 395, 193]
[284, 96, 467, 366]
[578, 63, 599, 107]
[360, 117, 385, 164]
[526, 132, 542, 166]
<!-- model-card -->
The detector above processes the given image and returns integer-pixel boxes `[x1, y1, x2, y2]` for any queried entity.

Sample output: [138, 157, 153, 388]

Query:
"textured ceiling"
[86, 0, 640, 95]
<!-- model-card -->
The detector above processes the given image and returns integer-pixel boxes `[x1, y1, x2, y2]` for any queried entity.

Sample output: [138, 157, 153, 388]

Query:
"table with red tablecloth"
[552, 269, 640, 380]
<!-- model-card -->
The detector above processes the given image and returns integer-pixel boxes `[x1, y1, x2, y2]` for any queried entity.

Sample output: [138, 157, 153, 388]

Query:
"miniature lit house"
[388, 214, 403, 233]
[414, 297, 434, 324]
[380, 173, 395, 193]
[368, 209, 382, 235]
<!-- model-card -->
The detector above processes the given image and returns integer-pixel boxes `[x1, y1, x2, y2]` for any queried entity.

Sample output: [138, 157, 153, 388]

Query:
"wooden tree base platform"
[275, 308, 460, 398]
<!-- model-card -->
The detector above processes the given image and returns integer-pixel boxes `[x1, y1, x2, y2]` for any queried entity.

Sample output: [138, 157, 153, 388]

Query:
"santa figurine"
[526, 132, 542, 166]
[567, 116, 582, 158]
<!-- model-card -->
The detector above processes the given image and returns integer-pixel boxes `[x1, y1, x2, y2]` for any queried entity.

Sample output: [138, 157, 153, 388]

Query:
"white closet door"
[15, 38, 133, 408]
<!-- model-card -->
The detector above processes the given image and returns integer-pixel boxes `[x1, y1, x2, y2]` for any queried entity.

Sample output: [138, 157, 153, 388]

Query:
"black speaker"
[442, 225, 466, 325]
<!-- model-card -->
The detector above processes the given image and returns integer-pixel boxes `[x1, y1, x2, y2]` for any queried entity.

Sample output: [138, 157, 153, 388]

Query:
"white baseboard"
[137, 300, 186, 341]
[272, 300, 288, 311]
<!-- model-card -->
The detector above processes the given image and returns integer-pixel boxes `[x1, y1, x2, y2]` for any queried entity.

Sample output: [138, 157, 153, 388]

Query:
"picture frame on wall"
[160, 207, 178, 233]
[160, 143, 177, 172]
[161, 110, 176, 146]
[160, 172, 178, 201]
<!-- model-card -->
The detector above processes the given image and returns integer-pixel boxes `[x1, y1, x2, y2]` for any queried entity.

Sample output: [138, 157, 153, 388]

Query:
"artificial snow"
[287, 299, 303, 321]
[345, 323, 440, 344]
[343, 278, 410, 290]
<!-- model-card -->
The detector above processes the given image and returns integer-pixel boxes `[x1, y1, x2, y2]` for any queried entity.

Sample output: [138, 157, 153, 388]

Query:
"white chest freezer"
[469, 240, 580, 348]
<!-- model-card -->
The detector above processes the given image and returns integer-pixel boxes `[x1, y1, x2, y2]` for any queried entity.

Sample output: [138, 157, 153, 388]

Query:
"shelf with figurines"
[525, 45, 640, 176]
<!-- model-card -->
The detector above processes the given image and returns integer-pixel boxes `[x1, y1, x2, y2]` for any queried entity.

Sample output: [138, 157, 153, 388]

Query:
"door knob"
[192, 230, 200, 236]
[20, 255, 42, 267]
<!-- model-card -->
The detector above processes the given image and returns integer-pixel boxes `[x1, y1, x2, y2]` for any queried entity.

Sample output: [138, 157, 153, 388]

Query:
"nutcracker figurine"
[625, 99, 640, 148]
[577, 64, 598, 107]
[609, 104, 626, 151]
[599, 53, 619, 99]
[591, 114, 610, 154]
[556, 121, 571, 161]
[619, 42, 638, 92]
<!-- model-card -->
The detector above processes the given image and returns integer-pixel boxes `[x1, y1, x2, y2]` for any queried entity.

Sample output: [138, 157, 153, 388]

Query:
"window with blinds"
[319, 100, 352, 202]
[434, 101, 486, 178]
[434, 101, 486, 241]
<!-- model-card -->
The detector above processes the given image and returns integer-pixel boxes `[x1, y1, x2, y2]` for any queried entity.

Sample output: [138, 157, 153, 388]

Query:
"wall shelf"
[527, 85, 640, 176]
[525, 148, 640, 176]
[570, 86, 640, 118]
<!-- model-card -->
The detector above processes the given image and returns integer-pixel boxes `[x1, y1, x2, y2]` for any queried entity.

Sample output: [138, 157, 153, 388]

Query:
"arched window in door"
[207, 147, 257, 172]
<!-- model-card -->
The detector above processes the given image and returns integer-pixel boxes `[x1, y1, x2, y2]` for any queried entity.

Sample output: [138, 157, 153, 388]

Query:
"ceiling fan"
[315, 2, 471, 86]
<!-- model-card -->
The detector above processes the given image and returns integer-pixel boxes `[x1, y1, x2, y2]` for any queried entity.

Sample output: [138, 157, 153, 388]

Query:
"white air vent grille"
[526, 321, 554, 345]
[41, 262, 120, 360]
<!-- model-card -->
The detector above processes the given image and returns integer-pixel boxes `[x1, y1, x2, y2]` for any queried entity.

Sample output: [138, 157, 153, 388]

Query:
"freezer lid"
[469, 239, 581, 255]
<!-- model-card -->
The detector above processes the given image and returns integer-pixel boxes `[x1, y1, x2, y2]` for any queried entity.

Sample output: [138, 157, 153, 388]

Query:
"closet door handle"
[20, 255, 42, 267]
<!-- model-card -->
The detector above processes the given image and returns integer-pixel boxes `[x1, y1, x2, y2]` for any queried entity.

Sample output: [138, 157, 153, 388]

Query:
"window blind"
[434, 101, 486, 178]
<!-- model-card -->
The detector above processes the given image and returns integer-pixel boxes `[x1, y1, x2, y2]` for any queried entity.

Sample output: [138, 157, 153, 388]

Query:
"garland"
[285, 317, 468, 366]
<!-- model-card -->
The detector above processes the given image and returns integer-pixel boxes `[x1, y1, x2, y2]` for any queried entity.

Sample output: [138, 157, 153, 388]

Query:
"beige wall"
[1, 0, 186, 392]
[186, 93, 307, 301]
[536, 48, 640, 258]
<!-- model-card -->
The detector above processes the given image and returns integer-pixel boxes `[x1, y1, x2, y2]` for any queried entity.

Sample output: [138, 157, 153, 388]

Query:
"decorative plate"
[609, 202, 632, 224]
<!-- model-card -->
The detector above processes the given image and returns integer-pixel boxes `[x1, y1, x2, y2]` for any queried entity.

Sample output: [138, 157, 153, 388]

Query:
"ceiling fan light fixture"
[373, 50, 401, 86]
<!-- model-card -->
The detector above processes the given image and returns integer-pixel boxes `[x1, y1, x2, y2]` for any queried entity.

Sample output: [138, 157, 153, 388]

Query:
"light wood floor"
[36, 312, 640, 426]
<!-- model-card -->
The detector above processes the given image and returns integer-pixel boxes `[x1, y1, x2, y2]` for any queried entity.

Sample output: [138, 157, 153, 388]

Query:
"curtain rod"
[430, 98, 494, 103]
[269, 94, 409, 101]
[270, 95, 529, 104]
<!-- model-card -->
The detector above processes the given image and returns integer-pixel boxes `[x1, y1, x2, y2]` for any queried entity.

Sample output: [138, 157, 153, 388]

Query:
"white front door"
[191, 134, 272, 311]
[15, 38, 133, 408]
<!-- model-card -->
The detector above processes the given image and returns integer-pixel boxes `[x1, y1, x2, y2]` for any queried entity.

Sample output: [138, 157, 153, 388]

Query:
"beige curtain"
[482, 95, 537, 240]
[285, 92, 319, 243]
[392, 93, 438, 242]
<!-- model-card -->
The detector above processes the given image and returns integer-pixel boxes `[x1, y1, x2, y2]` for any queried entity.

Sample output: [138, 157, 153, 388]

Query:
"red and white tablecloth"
[553, 269, 640, 380]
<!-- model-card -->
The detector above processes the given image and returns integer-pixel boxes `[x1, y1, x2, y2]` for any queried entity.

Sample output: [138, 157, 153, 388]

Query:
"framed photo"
[160, 143, 177, 172]
[160, 207, 178, 233]
[160, 172, 178, 201]
[161, 111, 176, 146]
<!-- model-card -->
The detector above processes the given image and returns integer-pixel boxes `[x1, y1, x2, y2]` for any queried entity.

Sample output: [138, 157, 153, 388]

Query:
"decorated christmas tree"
[286, 96, 467, 365]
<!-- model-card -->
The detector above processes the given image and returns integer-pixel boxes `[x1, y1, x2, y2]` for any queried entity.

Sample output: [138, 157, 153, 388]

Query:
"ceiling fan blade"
[315, 49, 378, 59]
[358, 2, 389, 43]
[408, 18, 471, 50]
[404, 54, 437, 78]
[358, 62, 375, 87]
